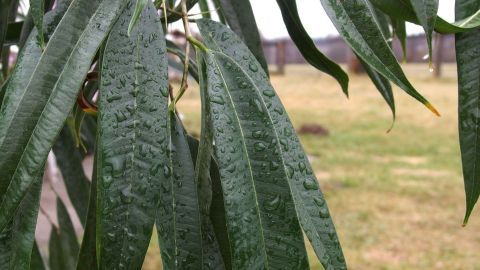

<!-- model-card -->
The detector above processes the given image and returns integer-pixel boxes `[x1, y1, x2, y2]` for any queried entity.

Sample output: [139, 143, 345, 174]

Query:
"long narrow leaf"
[30, 0, 45, 48]
[408, 0, 438, 65]
[318, 0, 439, 116]
[49, 199, 80, 270]
[217, 0, 269, 75]
[30, 241, 46, 270]
[53, 126, 90, 226]
[456, 0, 480, 225]
[197, 19, 346, 269]
[0, 0, 129, 232]
[156, 113, 203, 269]
[97, 1, 169, 268]
[276, 0, 349, 95]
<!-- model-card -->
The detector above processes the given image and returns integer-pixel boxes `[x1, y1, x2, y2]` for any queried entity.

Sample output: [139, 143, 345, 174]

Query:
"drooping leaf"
[0, 0, 13, 58]
[193, 52, 227, 268]
[390, 17, 407, 61]
[0, 0, 129, 232]
[49, 199, 80, 270]
[217, 0, 269, 75]
[30, 241, 46, 270]
[97, 1, 169, 268]
[197, 19, 346, 269]
[318, 0, 439, 116]
[456, 0, 480, 225]
[76, 149, 98, 270]
[408, 0, 438, 65]
[52, 126, 90, 225]
[358, 7, 395, 122]
[370, 0, 480, 34]
[276, 0, 349, 95]
[0, 176, 42, 270]
[30, 0, 45, 48]
[156, 112, 204, 269]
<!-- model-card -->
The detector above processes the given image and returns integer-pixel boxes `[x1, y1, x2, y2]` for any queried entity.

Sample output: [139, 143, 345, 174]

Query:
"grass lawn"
[143, 64, 480, 270]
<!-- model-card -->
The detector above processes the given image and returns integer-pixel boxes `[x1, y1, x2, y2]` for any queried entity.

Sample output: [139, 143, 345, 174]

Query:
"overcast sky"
[183, 0, 456, 40]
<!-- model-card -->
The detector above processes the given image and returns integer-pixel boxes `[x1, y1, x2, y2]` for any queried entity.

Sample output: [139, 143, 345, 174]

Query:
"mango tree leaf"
[193, 52, 227, 268]
[197, 19, 346, 269]
[0, 0, 13, 57]
[217, 0, 269, 75]
[4, 21, 23, 46]
[370, 0, 480, 34]
[49, 199, 80, 270]
[358, 7, 395, 122]
[211, 0, 227, 24]
[52, 126, 90, 225]
[30, 0, 45, 48]
[0, 176, 42, 270]
[76, 151, 98, 270]
[276, 0, 349, 95]
[408, 0, 438, 65]
[97, 1, 169, 268]
[390, 17, 407, 60]
[30, 241, 46, 270]
[456, 0, 480, 225]
[156, 112, 204, 269]
[318, 0, 439, 116]
[0, 0, 129, 232]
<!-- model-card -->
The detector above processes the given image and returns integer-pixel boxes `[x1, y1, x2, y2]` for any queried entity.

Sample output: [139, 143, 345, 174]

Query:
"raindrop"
[303, 178, 317, 190]
[262, 89, 275, 98]
[254, 142, 266, 152]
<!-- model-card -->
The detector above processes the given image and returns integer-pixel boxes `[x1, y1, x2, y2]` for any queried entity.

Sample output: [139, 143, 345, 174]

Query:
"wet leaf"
[456, 0, 480, 225]
[97, 1, 168, 268]
[198, 19, 346, 269]
[30, 0, 45, 48]
[408, 0, 439, 65]
[0, 0, 129, 232]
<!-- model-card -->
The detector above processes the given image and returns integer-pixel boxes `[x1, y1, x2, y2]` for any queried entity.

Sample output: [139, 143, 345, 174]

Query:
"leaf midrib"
[209, 52, 269, 269]
[213, 50, 330, 261]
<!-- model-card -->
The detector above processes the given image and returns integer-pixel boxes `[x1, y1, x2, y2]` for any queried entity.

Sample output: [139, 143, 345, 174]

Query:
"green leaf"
[455, 0, 480, 225]
[97, 1, 169, 268]
[358, 55, 395, 124]
[408, 0, 438, 65]
[318, 0, 439, 116]
[193, 52, 227, 268]
[76, 150, 98, 270]
[217, 0, 269, 75]
[0, 176, 42, 270]
[30, 0, 45, 48]
[390, 17, 407, 61]
[370, 0, 480, 34]
[199, 0, 211, 19]
[0, 0, 13, 57]
[197, 19, 346, 269]
[156, 112, 204, 269]
[162, 0, 198, 23]
[128, 0, 148, 36]
[201, 48, 311, 269]
[30, 241, 46, 270]
[0, 0, 129, 232]
[211, 0, 227, 24]
[49, 199, 80, 270]
[52, 126, 91, 225]
[276, 0, 349, 95]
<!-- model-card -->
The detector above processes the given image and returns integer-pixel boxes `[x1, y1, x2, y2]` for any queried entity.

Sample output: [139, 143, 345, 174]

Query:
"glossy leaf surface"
[156, 113, 203, 269]
[408, 0, 438, 64]
[30, 0, 45, 48]
[456, 0, 480, 224]
[217, 0, 269, 74]
[276, 0, 349, 95]
[318, 0, 438, 116]
[198, 18, 346, 269]
[0, 0, 128, 232]
[97, 1, 168, 268]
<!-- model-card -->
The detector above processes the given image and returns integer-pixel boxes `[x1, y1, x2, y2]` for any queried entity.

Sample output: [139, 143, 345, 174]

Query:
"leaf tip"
[425, 102, 440, 117]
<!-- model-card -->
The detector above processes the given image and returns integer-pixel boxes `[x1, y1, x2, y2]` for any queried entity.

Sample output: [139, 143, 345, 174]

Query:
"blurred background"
[26, 0, 480, 269]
